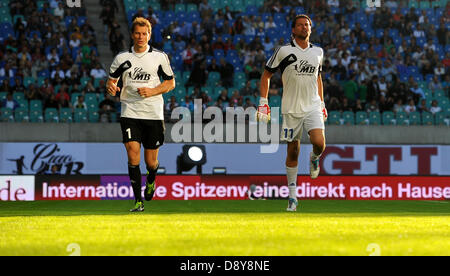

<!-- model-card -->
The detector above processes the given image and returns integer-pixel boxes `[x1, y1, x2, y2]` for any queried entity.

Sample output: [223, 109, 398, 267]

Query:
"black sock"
[128, 164, 142, 202]
[146, 163, 159, 185]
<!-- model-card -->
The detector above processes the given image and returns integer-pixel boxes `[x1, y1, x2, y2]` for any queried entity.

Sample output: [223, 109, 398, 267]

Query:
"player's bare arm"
[318, 73, 327, 121]
[317, 73, 323, 102]
[257, 69, 273, 122]
[137, 78, 175, 98]
[260, 69, 273, 99]
[106, 78, 120, 96]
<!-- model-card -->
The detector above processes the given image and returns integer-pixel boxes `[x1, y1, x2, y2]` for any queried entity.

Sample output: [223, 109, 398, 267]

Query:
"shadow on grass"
[0, 200, 449, 217]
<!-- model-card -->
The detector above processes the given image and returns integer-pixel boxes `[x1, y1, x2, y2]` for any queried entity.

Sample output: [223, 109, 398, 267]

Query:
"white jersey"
[109, 45, 174, 120]
[266, 40, 323, 115]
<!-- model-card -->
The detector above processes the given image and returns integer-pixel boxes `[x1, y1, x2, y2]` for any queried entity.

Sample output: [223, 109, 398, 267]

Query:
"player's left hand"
[321, 102, 328, 122]
[137, 87, 156, 98]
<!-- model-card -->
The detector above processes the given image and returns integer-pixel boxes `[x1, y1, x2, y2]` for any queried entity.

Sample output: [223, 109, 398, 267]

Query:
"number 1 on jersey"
[126, 128, 131, 139]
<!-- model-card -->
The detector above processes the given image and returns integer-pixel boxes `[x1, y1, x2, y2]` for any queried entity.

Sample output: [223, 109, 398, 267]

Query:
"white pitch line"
[420, 200, 449, 204]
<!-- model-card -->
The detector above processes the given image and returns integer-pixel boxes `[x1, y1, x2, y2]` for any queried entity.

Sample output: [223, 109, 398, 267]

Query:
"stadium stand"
[0, 0, 448, 126]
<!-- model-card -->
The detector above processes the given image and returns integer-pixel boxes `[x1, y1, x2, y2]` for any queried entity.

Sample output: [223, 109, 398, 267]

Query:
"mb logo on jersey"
[129, 67, 151, 81]
[293, 60, 316, 75]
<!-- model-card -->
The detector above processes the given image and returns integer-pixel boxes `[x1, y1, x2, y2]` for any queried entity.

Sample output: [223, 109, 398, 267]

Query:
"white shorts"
[280, 109, 325, 142]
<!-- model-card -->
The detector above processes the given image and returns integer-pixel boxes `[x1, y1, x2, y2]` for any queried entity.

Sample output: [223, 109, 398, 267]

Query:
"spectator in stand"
[434, 62, 446, 80]
[44, 94, 59, 111]
[181, 96, 194, 113]
[429, 100, 442, 115]
[55, 87, 70, 104]
[90, 63, 107, 79]
[366, 75, 381, 103]
[73, 95, 87, 110]
[1, 92, 20, 110]
[409, 82, 426, 103]
[365, 99, 379, 113]
[428, 76, 443, 93]
[393, 99, 404, 114]
[417, 99, 430, 113]
[165, 95, 179, 116]
[378, 76, 388, 97]
[240, 80, 256, 97]
[404, 99, 417, 114]
[218, 58, 234, 88]
[353, 99, 364, 113]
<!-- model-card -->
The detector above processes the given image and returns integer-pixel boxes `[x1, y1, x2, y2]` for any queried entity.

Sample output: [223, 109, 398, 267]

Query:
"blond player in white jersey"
[257, 14, 328, 211]
[106, 17, 175, 212]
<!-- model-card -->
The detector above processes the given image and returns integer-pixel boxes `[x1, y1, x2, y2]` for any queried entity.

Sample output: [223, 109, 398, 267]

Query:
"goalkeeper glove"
[257, 97, 271, 123]
[321, 101, 328, 122]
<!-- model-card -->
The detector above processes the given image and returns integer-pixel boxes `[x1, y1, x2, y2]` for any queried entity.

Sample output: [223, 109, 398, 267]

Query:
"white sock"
[311, 151, 322, 161]
[286, 166, 298, 198]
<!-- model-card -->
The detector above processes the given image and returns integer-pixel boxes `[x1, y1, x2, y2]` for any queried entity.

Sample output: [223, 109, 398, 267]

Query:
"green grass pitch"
[0, 200, 449, 256]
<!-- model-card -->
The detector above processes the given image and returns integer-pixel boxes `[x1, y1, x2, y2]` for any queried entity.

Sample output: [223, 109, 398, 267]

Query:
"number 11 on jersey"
[284, 128, 293, 139]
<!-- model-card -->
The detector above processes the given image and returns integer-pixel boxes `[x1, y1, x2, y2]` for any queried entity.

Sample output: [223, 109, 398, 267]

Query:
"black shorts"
[120, 117, 165, 149]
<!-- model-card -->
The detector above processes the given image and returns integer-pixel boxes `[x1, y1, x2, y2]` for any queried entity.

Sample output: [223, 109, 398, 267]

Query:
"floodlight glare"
[177, 145, 207, 174]
[188, 146, 203, 162]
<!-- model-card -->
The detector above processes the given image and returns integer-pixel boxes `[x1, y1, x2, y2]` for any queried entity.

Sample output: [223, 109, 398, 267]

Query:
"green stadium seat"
[253, 0, 265, 6]
[409, 111, 421, 125]
[233, 72, 247, 87]
[355, 111, 368, 125]
[395, 111, 408, 125]
[173, 87, 186, 99]
[368, 111, 381, 125]
[30, 100, 43, 112]
[0, 91, 7, 101]
[74, 108, 88, 123]
[174, 71, 182, 82]
[23, 77, 36, 88]
[44, 108, 59, 122]
[182, 71, 191, 85]
[250, 79, 259, 89]
[0, 107, 14, 122]
[438, 97, 449, 109]
[214, 86, 227, 98]
[342, 111, 355, 125]
[269, 95, 281, 107]
[423, 88, 432, 99]
[29, 110, 43, 123]
[174, 3, 185, 12]
[13, 92, 25, 102]
[209, 0, 222, 11]
[80, 77, 91, 88]
[328, 111, 341, 125]
[202, 86, 215, 98]
[421, 112, 434, 125]
[207, 72, 220, 86]
[382, 111, 395, 125]
[85, 93, 98, 106]
[419, 1, 430, 8]
[59, 108, 73, 123]
[232, 0, 245, 12]
[88, 110, 99, 123]
[434, 90, 445, 98]
[17, 99, 28, 110]
[434, 112, 447, 126]
[408, 1, 419, 8]
[14, 108, 29, 122]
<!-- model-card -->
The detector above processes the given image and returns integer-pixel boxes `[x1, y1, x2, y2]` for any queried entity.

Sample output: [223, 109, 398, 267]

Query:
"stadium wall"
[1, 123, 450, 144]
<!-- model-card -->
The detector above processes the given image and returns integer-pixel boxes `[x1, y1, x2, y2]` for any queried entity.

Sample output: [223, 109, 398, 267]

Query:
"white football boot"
[286, 198, 298, 212]
[310, 152, 320, 179]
